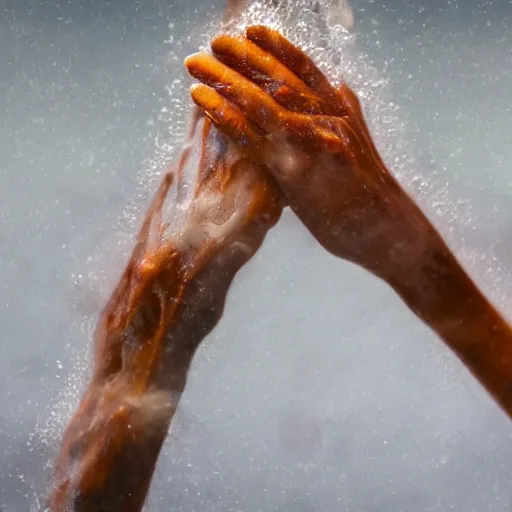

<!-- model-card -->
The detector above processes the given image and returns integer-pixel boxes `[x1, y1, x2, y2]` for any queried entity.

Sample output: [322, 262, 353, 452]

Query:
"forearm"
[336, 145, 512, 414]
[340, 98, 512, 416]
[386, 223, 512, 417]
[47, 248, 254, 512]
[47, 379, 174, 512]
[47, 115, 283, 511]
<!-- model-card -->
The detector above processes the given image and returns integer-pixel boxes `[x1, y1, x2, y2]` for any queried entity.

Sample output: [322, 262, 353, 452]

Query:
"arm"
[388, 225, 512, 414]
[47, 113, 283, 512]
[185, 25, 512, 419]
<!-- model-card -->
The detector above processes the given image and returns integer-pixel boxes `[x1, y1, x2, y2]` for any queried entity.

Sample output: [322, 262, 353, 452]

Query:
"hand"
[185, 25, 438, 279]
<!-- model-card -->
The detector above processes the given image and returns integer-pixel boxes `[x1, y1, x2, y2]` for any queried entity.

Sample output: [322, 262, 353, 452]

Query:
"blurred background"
[1, 0, 511, 510]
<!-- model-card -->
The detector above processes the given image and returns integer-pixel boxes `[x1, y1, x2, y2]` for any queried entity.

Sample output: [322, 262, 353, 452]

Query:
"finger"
[245, 25, 347, 117]
[211, 34, 328, 115]
[185, 52, 284, 134]
[190, 83, 261, 148]
[337, 83, 388, 171]
[191, 81, 343, 158]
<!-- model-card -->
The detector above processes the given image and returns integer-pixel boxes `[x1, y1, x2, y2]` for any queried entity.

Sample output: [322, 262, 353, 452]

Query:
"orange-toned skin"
[47, 104, 283, 511]
[186, 25, 512, 419]
[45, 4, 284, 511]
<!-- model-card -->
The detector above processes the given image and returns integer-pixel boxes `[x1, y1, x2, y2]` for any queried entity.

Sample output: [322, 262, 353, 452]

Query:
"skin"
[46, 4, 282, 511]
[47, 89, 283, 512]
[185, 25, 512, 420]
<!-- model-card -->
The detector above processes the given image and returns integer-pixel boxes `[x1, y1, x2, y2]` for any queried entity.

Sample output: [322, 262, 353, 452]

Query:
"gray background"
[1, 0, 512, 510]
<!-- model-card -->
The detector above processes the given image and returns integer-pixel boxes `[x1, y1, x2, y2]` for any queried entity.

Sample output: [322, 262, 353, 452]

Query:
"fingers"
[211, 34, 328, 115]
[185, 30, 348, 160]
[189, 83, 262, 148]
[185, 52, 284, 133]
[190, 81, 342, 160]
[245, 25, 347, 117]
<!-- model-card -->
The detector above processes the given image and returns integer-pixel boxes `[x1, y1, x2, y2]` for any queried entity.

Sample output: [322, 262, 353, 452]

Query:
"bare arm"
[186, 25, 512, 419]
[47, 113, 283, 512]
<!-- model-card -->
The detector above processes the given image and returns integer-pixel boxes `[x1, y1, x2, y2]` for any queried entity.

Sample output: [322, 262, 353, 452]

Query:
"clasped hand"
[185, 25, 436, 279]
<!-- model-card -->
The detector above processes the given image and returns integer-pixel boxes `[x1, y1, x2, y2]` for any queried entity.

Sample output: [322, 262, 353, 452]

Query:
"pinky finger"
[190, 83, 262, 149]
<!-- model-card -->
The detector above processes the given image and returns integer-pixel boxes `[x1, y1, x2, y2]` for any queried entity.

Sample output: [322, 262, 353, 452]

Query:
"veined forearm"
[47, 252, 249, 512]
[47, 114, 283, 511]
